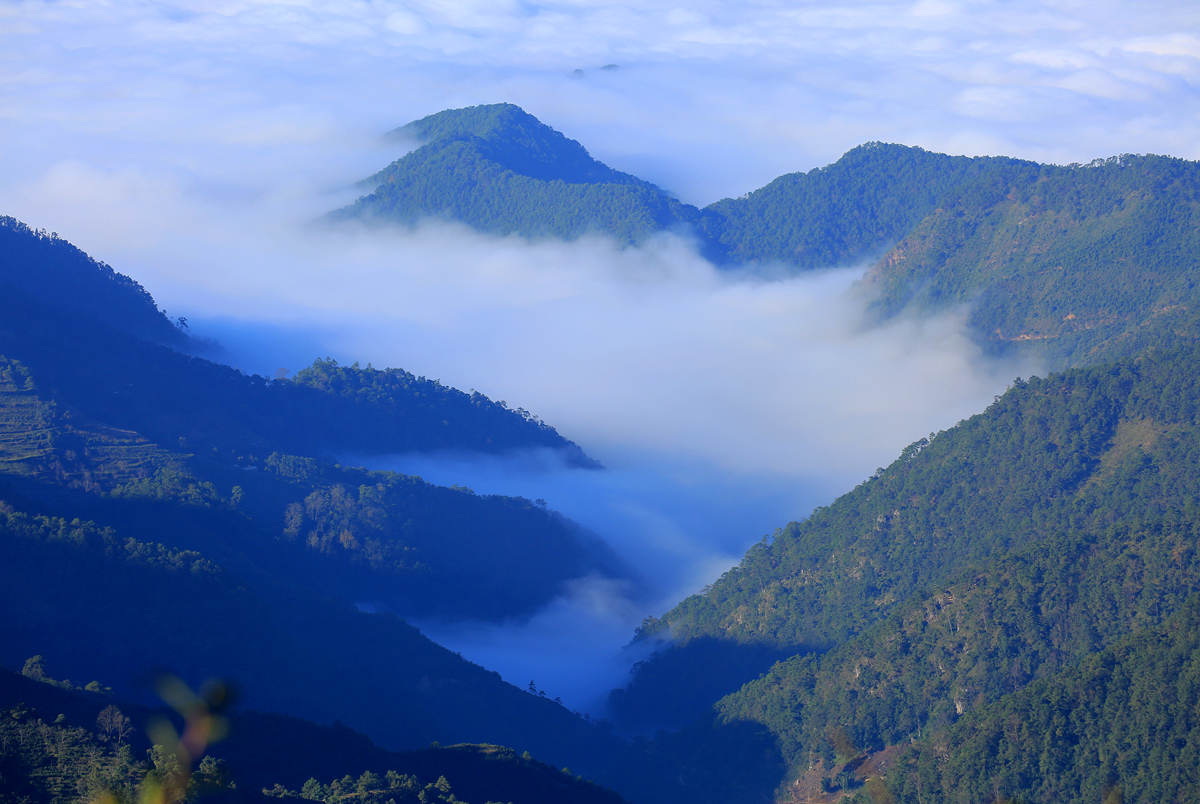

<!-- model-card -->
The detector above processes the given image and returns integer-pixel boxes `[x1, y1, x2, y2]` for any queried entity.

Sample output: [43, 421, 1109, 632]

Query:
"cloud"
[2, 1, 1198, 207]
[139, 215, 1029, 714]
[0, 0, 1186, 711]
[353, 446, 830, 713]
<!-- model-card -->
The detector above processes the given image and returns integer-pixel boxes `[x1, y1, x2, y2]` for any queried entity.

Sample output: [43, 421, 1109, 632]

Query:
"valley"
[3, 104, 1200, 804]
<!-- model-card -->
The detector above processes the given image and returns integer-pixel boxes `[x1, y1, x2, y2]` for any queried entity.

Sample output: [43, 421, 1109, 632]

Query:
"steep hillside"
[610, 346, 1200, 800]
[0, 482, 627, 778]
[861, 153, 1200, 368]
[0, 280, 596, 466]
[881, 592, 1200, 804]
[699, 143, 1021, 268]
[0, 331, 624, 619]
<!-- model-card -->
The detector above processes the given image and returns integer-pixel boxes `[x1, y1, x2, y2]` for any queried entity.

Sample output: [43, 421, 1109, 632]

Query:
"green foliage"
[287, 358, 596, 466]
[275, 770, 448, 804]
[264, 744, 623, 804]
[701, 142, 1023, 268]
[0, 697, 234, 804]
[110, 467, 227, 509]
[862, 153, 1200, 367]
[271, 467, 625, 616]
[0, 503, 221, 577]
[0, 355, 183, 494]
[618, 346, 1200, 796]
[339, 113, 700, 246]
[0, 707, 144, 804]
[884, 593, 1200, 804]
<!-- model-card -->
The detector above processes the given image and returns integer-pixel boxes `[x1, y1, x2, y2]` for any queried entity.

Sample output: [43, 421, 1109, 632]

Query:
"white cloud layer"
[0, 0, 1190, 713]
[2, 0, 1198, 207]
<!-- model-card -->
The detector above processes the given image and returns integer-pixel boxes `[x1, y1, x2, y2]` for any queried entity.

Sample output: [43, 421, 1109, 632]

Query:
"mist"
[1, 0, 1188, 718]
[345, 446, 824, 714]
[261, 227, 1031, 715]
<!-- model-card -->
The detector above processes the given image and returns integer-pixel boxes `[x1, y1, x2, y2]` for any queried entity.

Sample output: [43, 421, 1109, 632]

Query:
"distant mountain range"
[338, 104, 1200, 369]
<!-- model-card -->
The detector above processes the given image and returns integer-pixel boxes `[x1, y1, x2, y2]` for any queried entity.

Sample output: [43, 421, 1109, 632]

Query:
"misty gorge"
[4, 4, 1200, 803]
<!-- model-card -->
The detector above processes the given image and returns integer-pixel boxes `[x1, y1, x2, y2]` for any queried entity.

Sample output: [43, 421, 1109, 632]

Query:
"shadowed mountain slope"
[0, 215, 191, 349]
[0, 222, 639, 792]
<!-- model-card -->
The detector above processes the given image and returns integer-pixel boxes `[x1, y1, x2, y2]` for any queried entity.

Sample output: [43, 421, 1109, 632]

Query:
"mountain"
[335, 109, 1024, 266]
[861, 153, 1200, 369]
[0, 221, 637, 790]
[332, 104, 704, 246]
[880, 592, 1200, 804]
[0, 283, 597, 467]
[697, 142, 1022, 269]
[609, 345, 1200, 802]
[336, 106, 1200, 371]
[12, 110, 1200, 804]
[0, 228, 615, 620]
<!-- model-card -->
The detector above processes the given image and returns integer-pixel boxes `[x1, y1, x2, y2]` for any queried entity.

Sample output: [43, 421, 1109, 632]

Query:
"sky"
[2, 0, 1198, 714]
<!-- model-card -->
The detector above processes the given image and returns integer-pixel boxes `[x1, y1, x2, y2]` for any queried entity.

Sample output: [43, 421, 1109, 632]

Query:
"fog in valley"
[185, 220, 1039, 715]
[3, 0, 1196, 717]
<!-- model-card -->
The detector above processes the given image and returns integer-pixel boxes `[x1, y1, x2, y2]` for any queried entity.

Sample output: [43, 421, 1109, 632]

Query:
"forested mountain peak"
[338, 108, 1200, 370]
[335, 105, 700, 244]
[388, 102, 536, 142]
[381, 103, 649, 187]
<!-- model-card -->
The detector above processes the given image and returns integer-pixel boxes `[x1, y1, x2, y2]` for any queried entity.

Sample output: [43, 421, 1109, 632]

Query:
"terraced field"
[0, 356, 180, 493]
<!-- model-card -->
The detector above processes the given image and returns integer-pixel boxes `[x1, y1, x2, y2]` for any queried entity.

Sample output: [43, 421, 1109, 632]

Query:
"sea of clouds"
[2, 0, 1196, 713]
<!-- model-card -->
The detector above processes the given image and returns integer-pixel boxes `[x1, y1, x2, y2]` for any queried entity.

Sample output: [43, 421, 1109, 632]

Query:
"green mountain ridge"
[380, 104, 656, 188]
[337, 104, 702, 246]
[861, 152, 1200, 368]
[610, 346, 1200, 802]
[9, 105, 1200, 804]
[339, 104, 1200, 370]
